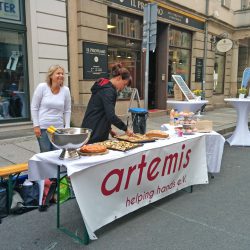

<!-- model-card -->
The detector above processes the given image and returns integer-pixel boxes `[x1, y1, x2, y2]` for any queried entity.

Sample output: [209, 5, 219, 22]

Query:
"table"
[167, 100, 208, 113]
[224, 98, 250, 146]
[28, 134, 215, 240]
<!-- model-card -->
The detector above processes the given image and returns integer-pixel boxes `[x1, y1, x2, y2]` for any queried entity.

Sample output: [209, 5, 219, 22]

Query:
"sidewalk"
[0, 107, 239, 167]
[1, 107, 250, 250]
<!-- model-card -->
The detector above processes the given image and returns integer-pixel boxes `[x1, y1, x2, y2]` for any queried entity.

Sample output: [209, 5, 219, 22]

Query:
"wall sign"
[108, 0, 204, 30]
[195, 58, 203, 83]
[0, 0, 22, 24]
[172, 75, 195, 101]
[216, 39, 233, 53]
[83, 42, 108, 80]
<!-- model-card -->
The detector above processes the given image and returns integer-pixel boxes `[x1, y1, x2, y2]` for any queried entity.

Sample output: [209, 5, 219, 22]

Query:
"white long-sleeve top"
[31, 82, 71, 129]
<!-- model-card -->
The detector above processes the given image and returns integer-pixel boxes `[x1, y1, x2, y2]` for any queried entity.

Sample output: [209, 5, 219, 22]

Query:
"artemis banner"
[70, 136, 208, 239]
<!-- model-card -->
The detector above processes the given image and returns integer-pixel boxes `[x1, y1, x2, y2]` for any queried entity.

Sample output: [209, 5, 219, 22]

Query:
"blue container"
[129, 108, 148, 134]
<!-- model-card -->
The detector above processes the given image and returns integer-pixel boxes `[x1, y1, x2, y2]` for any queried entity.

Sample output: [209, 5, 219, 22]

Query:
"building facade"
[0, 0, 250, 128]
[0, 0, 68, 127]
[67, 0, 250, 126]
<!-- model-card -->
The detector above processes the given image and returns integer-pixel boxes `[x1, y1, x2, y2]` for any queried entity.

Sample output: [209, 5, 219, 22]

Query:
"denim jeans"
[37, 129, 57, 153]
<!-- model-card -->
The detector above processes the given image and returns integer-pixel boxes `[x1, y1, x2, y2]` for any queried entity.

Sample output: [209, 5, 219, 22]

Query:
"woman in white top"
[31, 65, 71, 152]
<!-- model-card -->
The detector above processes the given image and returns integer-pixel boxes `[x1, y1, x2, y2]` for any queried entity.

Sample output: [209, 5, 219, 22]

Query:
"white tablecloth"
[167, 100, 208, 113]
[29, 134, 209, 240]
[224, 98, 250, 146]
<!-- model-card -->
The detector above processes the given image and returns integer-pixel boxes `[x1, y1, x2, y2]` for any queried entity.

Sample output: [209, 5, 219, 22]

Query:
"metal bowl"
[47, 127, 92, 160]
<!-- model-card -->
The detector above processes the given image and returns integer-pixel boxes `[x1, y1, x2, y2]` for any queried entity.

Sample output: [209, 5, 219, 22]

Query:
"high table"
[224, 98, 250, 146]
[28, 133, 223, 241]
[167, 100, 208, 113]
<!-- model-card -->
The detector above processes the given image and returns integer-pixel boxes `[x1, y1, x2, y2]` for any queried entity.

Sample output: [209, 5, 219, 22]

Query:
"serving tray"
[115, 134, 155, 143]
[96, 140, 143, 152]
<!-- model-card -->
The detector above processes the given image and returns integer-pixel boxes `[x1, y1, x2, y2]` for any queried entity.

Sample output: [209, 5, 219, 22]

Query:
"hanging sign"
[216, 39, 233, 53]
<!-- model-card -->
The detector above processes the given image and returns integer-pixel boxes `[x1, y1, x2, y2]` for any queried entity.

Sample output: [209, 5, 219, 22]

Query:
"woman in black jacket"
[81, 63, 133, 143]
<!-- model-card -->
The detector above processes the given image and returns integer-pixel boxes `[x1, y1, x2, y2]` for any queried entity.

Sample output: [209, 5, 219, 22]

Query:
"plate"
[77, 149, 109, 156]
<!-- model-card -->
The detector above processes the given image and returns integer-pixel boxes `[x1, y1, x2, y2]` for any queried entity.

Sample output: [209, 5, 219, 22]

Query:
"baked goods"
[116, 133, 154, 143]
[146, 130, 169, 138]
[97, 140, 142, 151]
[80, 144, 107, 153]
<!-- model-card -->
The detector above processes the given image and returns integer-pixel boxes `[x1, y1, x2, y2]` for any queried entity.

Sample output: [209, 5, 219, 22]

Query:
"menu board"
[83, 42, 108, 80]
[195, 58, 203, 83]
[172, 75, 195, 101]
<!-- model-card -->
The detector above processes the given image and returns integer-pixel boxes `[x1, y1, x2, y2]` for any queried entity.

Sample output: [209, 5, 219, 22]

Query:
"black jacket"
[81, 78, 127, 143]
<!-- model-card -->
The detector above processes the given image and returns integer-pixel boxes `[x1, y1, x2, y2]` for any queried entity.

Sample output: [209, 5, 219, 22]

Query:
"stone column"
[230, 41, 239, 97]
[67, 0, 79, 104]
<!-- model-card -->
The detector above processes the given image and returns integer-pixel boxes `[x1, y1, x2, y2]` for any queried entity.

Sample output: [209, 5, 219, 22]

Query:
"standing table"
[224, 98, 250, 146]
[167, 100, 208, 113]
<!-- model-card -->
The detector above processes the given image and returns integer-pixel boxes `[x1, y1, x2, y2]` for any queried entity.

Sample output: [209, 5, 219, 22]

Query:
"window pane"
[108, 11, 142, 39]
[108, 47, 140, 99]
[0, 30, 28, 120]
[214, 54, 225, 94]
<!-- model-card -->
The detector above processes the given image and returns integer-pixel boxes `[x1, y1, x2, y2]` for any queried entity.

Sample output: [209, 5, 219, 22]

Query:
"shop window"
[213, 54, 225, 94]
[108, 9, 142, 99]
[0, 30, 28, 120]
[221, 0, 231, 9]
[168, 28, 192, 96]
[237, 44, 249, 88]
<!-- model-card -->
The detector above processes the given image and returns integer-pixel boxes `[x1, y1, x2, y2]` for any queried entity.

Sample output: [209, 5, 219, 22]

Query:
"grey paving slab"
[15, 137, 40, 154]
[0, 156, 13, 167]
[0, 143, 35, 164]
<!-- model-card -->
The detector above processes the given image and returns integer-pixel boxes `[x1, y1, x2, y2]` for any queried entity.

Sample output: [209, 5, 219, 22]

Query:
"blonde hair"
[46, 65, 65, 87]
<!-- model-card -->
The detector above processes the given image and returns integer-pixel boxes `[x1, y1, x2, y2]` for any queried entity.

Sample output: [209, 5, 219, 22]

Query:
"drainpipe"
[202, 0, 209, 100]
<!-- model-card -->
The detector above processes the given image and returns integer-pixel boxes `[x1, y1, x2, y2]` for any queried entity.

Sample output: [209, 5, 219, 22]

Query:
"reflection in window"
[213, 54, 225, 94]
[168, 28, 192, 96]
[169, 29, 191, 48]
[108, 9, 142, 99]
[0, 30, 28, 120]
[108, 48, 140, 99]
[108, 12, 142, 39]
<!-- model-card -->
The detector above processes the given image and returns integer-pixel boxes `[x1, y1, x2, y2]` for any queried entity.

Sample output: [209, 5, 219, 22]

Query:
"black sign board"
[83, 42, 108, 80]
[172, 75, 195, 101]
[195, 58, 203, 82]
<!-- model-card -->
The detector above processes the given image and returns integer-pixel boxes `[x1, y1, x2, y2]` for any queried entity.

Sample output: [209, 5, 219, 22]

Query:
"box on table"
[196, 120, 213, 132]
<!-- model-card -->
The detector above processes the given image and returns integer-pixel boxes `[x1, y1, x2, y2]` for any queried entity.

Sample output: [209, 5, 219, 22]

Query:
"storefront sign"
[108, 0, 204, 30]
[0, 0, 22, 23]
[195, 58, 203, 82]
[216, 39, 233, 53]
[83, 42, 108, 80]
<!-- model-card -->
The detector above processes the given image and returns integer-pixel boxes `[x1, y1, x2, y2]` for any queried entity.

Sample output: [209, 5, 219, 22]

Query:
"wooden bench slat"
[0, 163, 28, 177]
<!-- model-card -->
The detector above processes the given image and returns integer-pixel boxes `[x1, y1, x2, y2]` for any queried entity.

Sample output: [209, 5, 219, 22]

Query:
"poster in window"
[83, 42, 108, 80]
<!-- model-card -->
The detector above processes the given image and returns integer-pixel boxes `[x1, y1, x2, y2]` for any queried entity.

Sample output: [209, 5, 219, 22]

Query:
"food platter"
[97, 140, 143, 152]
[115, 134, 155, 143]
[77, 149, 109, 156]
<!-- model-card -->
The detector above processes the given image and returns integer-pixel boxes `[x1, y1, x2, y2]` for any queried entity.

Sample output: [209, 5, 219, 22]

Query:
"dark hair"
[111, 63, 132, 85]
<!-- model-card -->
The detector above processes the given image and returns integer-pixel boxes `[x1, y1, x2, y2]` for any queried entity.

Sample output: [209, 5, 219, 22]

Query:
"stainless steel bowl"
[47, 127, 92, 160]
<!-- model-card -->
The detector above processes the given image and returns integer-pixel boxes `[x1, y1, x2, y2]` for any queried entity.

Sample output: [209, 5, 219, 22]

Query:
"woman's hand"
[125, 129, 134, 137]
[110, 129, 117, 138]
[34, 126, 41, 138]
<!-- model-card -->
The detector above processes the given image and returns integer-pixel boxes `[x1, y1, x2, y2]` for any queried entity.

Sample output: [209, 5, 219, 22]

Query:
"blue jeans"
[37, 129, 57, 153]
